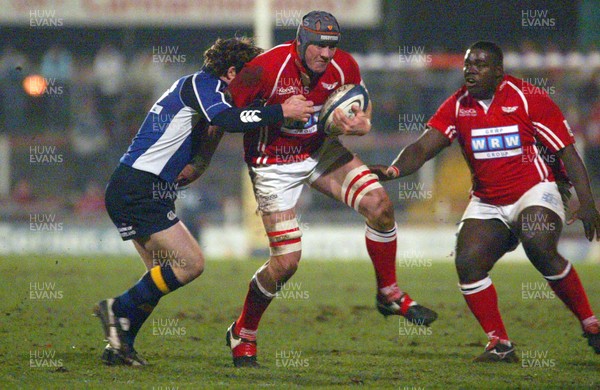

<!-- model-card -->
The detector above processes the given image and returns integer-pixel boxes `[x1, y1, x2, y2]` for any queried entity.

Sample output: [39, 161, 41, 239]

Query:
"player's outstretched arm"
[176, 96, 314, 187]
[370, 127, 450, 182]
[556, 144, 600, 241]
[211, 95, 314, 133]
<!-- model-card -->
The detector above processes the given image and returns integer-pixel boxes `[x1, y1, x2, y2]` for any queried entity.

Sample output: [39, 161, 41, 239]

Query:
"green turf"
[1, 256, 599, 389]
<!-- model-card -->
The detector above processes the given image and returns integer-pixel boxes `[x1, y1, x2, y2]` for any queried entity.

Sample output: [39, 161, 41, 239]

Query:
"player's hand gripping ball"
[318, 84, 370, 136]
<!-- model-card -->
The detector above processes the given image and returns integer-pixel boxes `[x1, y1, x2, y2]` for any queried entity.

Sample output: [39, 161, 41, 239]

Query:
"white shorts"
[249, 138, 350, 213]
[461, 181, 565, 234]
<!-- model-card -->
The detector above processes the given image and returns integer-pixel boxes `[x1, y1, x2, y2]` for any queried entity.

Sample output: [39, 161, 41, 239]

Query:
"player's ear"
[226, 66, 237, 83]
[493, 63, 504, 77]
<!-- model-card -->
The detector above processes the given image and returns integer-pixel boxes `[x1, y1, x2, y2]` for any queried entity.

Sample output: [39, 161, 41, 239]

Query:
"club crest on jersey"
[321, 81, 339, 90]
[502, 106, 518, 113]
[459, 108, 477, 117]
[470, 125, 522, 160]
[167, 210, 177, 220]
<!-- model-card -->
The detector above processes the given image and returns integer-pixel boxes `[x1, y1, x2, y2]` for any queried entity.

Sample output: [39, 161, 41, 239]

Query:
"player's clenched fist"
[332, 104, 371, 136]
[176, 164, 201, 187]
[281, 94, 314, 122]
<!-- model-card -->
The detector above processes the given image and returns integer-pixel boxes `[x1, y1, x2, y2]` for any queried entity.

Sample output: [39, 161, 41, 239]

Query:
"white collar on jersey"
[477, 97, 494, 114]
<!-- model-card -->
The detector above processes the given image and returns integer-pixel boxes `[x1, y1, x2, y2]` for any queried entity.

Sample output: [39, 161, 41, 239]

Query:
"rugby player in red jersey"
[371, 41, 600, 362]
[94, 38, 313, 366]
[224, 10, 437, 367]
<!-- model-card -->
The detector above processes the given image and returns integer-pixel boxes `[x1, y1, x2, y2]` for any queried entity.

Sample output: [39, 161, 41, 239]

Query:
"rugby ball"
[319, 84, 370, 135]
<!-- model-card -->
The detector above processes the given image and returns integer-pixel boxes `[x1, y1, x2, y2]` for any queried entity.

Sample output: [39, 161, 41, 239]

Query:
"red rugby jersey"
[227, 40, 363, 166]
[428, 75, 575, 205]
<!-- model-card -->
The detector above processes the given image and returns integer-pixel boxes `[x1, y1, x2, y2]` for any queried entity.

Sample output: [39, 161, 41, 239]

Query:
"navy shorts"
[105, 164, 180, 240]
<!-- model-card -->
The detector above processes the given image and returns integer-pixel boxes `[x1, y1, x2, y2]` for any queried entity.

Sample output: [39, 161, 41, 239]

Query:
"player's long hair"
[203, 37, 263, 77]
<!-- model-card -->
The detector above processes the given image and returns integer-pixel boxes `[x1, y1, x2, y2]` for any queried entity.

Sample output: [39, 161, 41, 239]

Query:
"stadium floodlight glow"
[22, 74, 47, 97]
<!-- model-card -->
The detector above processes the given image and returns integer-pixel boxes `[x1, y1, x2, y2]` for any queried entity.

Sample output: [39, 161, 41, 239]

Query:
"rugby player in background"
[94, 37, 314, 366]
[371, 41, 600, 362]
[224, 10, 437, 368]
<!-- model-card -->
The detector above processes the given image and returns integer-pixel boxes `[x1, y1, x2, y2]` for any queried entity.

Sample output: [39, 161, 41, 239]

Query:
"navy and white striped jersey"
[120, 68, 231, 182]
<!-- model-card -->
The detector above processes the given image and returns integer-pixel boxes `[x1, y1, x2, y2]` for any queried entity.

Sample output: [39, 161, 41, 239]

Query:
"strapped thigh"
[341, 165, 382, 211]
[266, 217, 303, 256]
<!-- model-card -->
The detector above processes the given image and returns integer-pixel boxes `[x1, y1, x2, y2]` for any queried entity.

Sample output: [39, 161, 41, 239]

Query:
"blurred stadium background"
[1, 0, 599, 262]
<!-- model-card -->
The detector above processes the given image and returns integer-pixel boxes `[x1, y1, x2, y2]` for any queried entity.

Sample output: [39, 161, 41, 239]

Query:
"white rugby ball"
[319, 84, 370, 135]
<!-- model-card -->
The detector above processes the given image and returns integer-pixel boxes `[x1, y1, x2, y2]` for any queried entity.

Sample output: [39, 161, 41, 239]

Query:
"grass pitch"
[1, 255, 599, 389]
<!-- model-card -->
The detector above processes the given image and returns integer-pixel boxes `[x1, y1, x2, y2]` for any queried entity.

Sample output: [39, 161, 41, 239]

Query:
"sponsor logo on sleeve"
[240, 110, 262, 123]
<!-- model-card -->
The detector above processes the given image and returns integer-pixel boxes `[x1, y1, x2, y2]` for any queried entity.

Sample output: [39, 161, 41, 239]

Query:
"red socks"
[545, 263, 597, 331]
[460, 263, 599, 342]
[366, 224, 401, 300]
[460, 277, 510, 342]
[234, 277, 275, 341]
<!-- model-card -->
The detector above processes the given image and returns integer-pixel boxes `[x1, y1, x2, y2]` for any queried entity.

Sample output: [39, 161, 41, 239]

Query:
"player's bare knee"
[271, 252, 301, 281]
[455, 256, 473, 281]
[370, 193, 395, 227]
[455, 250, 491, 283]
[187, 253, 205, 279]
[173, 252, 205, 284]
[359, 191, 395, 229]
[522, 234, 559, 261]
[456, 265, 489, 284]
[531, 256, 566, 277]
[522, 240, 563, 273]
